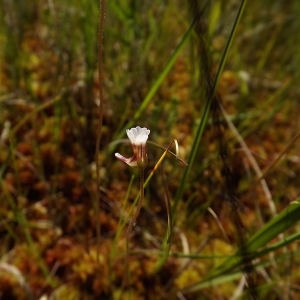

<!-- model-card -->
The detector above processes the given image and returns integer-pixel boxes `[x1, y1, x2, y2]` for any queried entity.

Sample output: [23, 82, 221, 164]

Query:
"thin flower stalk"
[115, 127, 188, 286]
[115, 126, 150, 287]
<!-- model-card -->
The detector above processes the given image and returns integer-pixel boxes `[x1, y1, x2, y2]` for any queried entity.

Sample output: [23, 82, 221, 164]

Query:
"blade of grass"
[182, 249, 300, 293]
[172, 0, 247, 218]
[152, 0, 248, 272]
[181, 198, 300, 293]
[131, 229, 300, 261]
[110, 14, 196, 147]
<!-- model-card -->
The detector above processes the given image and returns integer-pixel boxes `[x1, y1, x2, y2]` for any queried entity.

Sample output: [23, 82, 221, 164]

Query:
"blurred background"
[1, 0, 300, 299]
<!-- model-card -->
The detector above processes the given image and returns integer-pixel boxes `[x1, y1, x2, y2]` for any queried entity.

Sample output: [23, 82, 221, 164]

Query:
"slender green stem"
[123, 168, 145, 287]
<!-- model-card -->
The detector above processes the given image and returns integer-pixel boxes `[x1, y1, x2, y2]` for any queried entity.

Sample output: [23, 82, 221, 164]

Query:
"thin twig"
[95, 0, 106, 263]
[250, 130, 300, 190]
[219, 103, 277, 216]
[207, 207, 230, 244]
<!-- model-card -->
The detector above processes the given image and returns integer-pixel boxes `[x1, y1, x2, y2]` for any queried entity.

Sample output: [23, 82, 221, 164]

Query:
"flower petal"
[126, 126, 150, 146]
[126, 128, 137, 144]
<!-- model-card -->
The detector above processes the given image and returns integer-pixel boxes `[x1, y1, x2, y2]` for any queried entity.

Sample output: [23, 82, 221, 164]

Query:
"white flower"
[115, 126, 150, 168]
[126, 126, 150, 146]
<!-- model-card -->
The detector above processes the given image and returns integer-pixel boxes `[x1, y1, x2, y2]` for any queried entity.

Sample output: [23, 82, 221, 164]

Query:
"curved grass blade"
[182, 249, 300, 292]
[181, 198, 300, 294]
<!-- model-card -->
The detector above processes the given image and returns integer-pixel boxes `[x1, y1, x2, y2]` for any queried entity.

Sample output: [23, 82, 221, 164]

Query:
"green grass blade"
[181, 198, 300, 293]
[172, 0, 248, 216]
[214, 199, 300, 274]
[182, 248, 300, 293]
[242, 201, 300, 252]
[110, 17, 195, 148]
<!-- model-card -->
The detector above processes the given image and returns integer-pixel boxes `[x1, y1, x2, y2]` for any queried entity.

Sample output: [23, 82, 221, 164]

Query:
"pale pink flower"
[115, 126, 150, 168]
